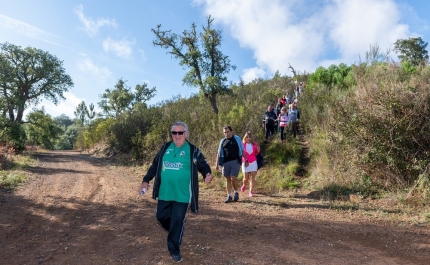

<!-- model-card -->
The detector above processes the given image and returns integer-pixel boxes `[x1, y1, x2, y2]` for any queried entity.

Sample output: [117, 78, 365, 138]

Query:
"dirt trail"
[1, 150, 429, 265]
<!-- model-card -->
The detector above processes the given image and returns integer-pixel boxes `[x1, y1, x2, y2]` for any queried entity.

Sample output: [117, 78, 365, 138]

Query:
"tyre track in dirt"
[0, 150, 429, 265]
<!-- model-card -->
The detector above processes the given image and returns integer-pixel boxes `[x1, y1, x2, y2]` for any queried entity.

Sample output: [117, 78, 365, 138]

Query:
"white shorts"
[242, 161, 258, 173]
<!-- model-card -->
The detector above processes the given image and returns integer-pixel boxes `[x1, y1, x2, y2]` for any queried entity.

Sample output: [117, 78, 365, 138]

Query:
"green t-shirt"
[158, 142, 192, 203]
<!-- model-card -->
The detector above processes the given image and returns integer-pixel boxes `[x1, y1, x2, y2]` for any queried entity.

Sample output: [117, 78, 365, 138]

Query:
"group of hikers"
[138, 82, 305, 263]
[263, 82, 303, 144]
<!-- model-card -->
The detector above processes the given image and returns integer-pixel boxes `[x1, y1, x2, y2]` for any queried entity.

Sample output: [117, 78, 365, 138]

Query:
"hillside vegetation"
[68, 61, 430, 210]
[1, 38, 429, 212]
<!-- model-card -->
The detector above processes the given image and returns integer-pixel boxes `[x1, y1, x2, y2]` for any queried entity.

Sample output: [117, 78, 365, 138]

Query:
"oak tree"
[0, 42, 73, 123]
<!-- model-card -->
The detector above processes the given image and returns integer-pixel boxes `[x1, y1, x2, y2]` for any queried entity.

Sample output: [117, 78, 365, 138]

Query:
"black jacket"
[142, 141, 211, 213]
[264, 110, 277, 125]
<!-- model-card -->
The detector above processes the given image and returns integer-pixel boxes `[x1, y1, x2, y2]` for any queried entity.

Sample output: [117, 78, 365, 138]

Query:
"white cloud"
[76, 54, 112, 83]
[0, 14, 59, 45]
[324, 0, 409, 63]
[73, 4, 117, 36]
[102, 37, 135, 58]
[137, 49, 147, 61]
[40, 92, 84, 118]
[241, 67, 266, 83]
[197, 0, 411, 75]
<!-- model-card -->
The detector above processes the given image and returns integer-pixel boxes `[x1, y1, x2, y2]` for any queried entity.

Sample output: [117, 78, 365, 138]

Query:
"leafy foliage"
[25, 110, 64, 149]
[1, 121, 26, 151]
[53, 114, 73, 128]
[394, 37, 429, 66]
[308, 63, 354, 90]
[302, 61, 430, 203]
[152, 16, 235, 114]
[0, 42, 73, 123]
[98, 78, 156, 118]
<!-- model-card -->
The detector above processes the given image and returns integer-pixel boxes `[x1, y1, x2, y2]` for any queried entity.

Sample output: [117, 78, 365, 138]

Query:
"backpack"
[257, 153, 264, 170]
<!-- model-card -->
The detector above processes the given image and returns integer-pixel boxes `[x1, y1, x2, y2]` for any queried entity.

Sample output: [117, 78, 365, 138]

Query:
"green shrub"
[304, 63, 430, 202]
[2, 122, 26, 152]
[0, 172, 26, 190]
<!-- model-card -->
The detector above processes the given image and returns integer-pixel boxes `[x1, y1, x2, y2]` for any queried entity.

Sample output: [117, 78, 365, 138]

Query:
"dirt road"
[0, 150, 429, 264]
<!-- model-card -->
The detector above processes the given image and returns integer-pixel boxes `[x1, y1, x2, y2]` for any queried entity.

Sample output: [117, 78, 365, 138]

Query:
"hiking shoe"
[241, 185, 246, 192]
[249, 191, 254, 197]
[171, 254, 182, 263]
[224, 195, 232, 203]
[234, 192, 239, 201]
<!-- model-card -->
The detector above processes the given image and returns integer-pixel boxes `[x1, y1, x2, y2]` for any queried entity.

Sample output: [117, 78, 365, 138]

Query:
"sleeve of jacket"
[141, 144, 164, 183]
[196, 148, 212, 178]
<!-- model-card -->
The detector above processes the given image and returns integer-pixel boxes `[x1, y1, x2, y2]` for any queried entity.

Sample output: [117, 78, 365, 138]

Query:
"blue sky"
[1, 0, 429, 119]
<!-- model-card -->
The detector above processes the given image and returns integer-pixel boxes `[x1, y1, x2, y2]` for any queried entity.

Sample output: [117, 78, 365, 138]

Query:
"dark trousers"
[291, 121, 299, 137]
[280, 126, 286, 141]
[156, 200, 189, 256]
[265, 124, 275, 140]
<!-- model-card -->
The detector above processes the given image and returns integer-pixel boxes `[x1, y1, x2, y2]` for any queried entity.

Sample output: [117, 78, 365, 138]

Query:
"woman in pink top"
[241, 131, 260, 196]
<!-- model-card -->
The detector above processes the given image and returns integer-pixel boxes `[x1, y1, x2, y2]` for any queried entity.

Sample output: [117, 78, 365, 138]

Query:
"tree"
[273, 70, 282, 79]
[98, 78, 156, 118]
[361, 43, 390, 64]
[25, 109, 64, 149]
[394, 37, 429, 66]
[53, 114, 73, 128]
[87, 103, 96, 123]
[0, 42, 73, 123]
[308, 63, 353, 89]
[152, 16, 235, 114]
[74, 101, 97, 125]
[74, 101, 88, 125]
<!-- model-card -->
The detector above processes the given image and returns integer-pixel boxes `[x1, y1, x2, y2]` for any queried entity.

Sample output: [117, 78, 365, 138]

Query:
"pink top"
[242, 142, 259, 163]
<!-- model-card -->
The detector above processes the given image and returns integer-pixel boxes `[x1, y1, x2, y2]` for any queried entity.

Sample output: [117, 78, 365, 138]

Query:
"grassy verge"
[0, 153, 35, 191]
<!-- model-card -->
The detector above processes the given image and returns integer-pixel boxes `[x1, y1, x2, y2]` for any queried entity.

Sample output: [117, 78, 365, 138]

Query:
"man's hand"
[205, 173, 213, 184]
[138, 182, 149, 194]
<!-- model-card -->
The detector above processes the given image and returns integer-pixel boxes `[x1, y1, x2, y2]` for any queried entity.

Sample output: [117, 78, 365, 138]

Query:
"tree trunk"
[7, 106, 15, 121]
[208, 95, 219, 115]
[16, 107, 24, 123]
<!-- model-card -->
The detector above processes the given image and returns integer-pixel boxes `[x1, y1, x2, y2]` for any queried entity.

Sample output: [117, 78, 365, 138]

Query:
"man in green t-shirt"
[139, 121, 213, 263]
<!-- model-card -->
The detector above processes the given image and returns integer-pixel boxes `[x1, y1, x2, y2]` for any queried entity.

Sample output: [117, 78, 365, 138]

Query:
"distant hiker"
[216, 126, 247, 203]
[275, 98, 284, 132]
[240, 131, 260, 197]
[276, 98, 284, 115]
[288, 104, 300, 138]
[263, 105, 277, 141]
[281, 95, 286, 107]
[278, 106, 289, 145]
[139, 121, 213, 263]
[285, 92, 291, 105]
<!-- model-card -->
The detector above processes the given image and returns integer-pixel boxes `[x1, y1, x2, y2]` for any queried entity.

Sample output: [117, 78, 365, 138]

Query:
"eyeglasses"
[171, 131, 185, 135]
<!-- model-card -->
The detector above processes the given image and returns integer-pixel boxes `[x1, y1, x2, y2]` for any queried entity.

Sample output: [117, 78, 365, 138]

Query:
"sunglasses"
[171, 131, 185, 135]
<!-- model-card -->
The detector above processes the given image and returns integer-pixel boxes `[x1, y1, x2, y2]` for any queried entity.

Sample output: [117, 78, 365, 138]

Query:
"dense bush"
[2, 122, 26, 152]
[302, 62, 430, 204]
[75, 76, 299, 163]
[73, 62, 429, 205]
